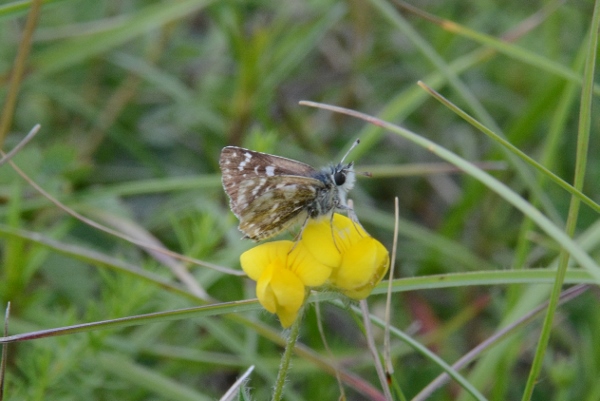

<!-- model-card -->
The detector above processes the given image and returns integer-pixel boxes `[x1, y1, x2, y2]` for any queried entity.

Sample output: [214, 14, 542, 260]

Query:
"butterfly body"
[219, 147, 356, 241]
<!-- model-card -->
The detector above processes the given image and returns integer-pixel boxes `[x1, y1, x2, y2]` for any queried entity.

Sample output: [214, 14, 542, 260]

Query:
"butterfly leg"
[340, 199, 368, 238]
[328, 211, 343, 253]
[288, 214, 311, 253]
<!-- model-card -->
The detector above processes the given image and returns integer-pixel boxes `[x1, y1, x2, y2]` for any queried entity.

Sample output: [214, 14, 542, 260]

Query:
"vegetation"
[0, 0, 598, 400]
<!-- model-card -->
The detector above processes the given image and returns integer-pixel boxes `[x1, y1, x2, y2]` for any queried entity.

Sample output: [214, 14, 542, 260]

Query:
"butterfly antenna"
[340, 139, 360, 164]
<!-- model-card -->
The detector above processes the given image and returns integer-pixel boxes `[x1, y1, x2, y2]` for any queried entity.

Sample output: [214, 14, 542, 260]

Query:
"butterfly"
[219, 140, 360, 241]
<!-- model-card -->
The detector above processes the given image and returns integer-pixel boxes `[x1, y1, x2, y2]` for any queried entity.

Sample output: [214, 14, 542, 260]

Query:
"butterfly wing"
[236, 175, 324, 240]
[220, 147, 316, 178]
[219, 146, 319, 215]
[219, 147, 324, 240]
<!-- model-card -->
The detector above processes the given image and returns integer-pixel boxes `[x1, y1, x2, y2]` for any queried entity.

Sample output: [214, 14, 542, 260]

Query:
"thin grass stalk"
[0, 0, 42, 146]
[520, 0, 600, 398]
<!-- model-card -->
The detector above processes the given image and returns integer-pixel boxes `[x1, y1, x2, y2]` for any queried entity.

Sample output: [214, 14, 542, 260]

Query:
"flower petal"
[301, 217, 342, 267]
[240, 241, 294, 280]
[333, 237, 390, 300]
[255, 263, 277, 313]
[241, 240, 312, 327]
[302, 214, 371, 268]
[269, 268, 306, 327]
[287, 242, 333, 286]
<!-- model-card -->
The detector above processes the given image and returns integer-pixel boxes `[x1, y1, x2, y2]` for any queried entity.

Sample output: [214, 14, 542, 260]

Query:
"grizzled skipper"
[219, 140, 361, 241]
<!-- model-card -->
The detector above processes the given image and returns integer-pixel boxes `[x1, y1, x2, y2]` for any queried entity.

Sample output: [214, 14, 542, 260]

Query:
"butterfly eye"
[334, 171, 346, 186]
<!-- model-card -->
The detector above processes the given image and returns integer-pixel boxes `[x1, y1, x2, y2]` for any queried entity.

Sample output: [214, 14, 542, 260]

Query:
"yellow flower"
[240, 214, 389, 327]
[302, 214, 390, 299]
[240, 240, 332, 327]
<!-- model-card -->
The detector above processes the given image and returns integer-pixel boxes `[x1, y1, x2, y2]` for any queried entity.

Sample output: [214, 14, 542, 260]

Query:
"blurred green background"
[0, 0, 599, 400]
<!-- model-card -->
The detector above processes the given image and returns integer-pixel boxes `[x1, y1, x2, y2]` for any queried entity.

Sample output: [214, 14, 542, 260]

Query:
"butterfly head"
[332, 162, 356, 193]
[333, 138, 360, 194]
[328, 141, 356, 209]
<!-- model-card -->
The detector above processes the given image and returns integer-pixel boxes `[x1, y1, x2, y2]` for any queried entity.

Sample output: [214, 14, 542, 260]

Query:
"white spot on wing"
[265, 166, 275, 176]
[238, 152, 253, 171]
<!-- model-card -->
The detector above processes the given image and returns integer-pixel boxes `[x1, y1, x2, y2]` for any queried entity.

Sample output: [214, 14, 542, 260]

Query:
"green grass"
[0, 0, 599, 400]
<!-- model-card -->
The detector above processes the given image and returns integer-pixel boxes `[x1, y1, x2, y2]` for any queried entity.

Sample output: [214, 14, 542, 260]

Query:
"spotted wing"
[219, 146, 318, 217]
[235, 175, 324, 240]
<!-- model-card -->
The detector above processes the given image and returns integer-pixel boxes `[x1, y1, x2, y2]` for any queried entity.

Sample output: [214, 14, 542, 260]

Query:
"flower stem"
[271, 311, 302, 401]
